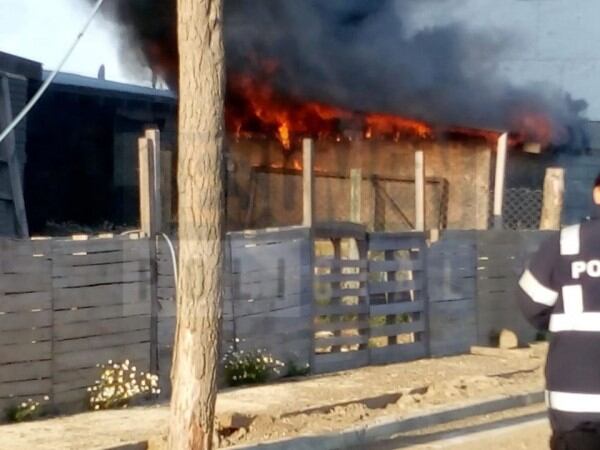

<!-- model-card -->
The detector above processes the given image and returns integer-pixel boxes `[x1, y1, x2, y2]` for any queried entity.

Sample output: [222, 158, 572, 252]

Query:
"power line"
[0, 0, 106, 145]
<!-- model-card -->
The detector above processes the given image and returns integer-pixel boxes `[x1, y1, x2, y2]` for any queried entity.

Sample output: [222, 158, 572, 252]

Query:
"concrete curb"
[226, 390, 545, 450]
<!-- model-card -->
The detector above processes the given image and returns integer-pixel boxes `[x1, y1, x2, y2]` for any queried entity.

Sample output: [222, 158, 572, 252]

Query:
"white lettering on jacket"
[572, 260, 600, 279]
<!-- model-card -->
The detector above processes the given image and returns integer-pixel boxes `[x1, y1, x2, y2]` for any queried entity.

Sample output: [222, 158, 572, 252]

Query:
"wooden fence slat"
[314, 334, 368, 347]
[54, 316, 150, 341]
[53, 303, 151, 325]
[315, 320, 370, 333]
[1, 257, 50, 274]
[313, 349, 369, 373]
[315, 272, 368, 283]
[52, 260, 151, 277]
[0, 327, 52, 346]
[0, 342, 51, 364]
[368, 259, 423, 272]
[0, 310, 52, 331]
[329, 287, 368, 298]
[0, 379, 52, 398]
[0, 361, 51, 383]
[52, 270, 150, 289]
[369, 320, 425, 338]
[53, 282, 150, 309]
[54, 330, 151, 354]
[1, 274, 52, 294]
[368, 279, 422, 295]
[370, 300, 424, 316]
[369, 341, 426, 365]
[0, 292, 52, 313]
[314, 258, 368, 270]
[54, 342, 151, 372]
[315, 304, 369, 316]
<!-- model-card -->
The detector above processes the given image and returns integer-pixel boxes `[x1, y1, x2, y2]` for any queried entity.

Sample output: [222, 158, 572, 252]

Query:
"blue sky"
[2, 0, 600, 118]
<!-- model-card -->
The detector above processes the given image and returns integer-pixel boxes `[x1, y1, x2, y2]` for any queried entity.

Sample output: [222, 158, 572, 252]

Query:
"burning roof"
[90, 0, 589, 150]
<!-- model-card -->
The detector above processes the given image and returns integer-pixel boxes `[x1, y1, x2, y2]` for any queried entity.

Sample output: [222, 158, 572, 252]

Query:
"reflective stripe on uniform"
[549, 285, 591, 332]
[519, 269, 559, 306]
[547, 390, 600, 413]
[561, 224, 581, 256]
[563, 285, 584, 315]
[549, 312, 600, 332]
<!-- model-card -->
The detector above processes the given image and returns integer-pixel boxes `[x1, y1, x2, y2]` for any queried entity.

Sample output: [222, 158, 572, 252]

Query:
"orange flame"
[227, 74, 435, 150]
[226, 72, 555, 150]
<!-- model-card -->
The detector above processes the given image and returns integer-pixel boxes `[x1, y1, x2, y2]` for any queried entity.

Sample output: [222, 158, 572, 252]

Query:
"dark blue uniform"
[518, 219, 600, 448]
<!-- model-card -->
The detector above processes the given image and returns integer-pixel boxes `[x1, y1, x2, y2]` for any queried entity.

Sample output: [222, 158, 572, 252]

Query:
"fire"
[278, 123, 291, 150]
[365, 114, 431, 139]
[226, 72, 556, 150]
[226, 74, 435, 150]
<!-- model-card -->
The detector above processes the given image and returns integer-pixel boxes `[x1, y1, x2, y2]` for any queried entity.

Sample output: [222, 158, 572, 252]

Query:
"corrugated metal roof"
[43, 71, 177, 101]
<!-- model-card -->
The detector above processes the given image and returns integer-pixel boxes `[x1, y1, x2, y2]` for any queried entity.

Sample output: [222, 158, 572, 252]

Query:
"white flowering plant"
[5, 396, 49, 422]
[88, 359, 160, 410]
[222, 345, 285, 387]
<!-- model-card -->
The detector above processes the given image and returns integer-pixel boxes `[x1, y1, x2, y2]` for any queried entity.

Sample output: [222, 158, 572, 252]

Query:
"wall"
[226, 138, 492, 231]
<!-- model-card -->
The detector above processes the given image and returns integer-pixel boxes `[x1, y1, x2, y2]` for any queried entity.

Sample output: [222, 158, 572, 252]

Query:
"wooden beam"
[145, 128, 162, 234]
[0, 76, 28, 237]
[350, 168, 362, 224]
[138, 137, 154, 237]
[414, 149, 425, 231]
[540, 167, 565, 230]
[160, 150, 173, 233]
[302, 138, 315, 228]
[493, 133, 508, 230]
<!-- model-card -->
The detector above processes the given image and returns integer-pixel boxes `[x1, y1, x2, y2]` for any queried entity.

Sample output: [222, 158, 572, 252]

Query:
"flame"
[226, 71, 556, 150]
[278, 123, 291, 150]
[227, 74, 435, 150]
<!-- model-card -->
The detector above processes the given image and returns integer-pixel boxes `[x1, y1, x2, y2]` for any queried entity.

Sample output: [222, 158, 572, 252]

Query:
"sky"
[2, 0, 600, 118]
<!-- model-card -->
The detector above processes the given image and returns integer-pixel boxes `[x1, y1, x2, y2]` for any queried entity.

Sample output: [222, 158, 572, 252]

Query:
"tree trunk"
[169, 1, 225, 449]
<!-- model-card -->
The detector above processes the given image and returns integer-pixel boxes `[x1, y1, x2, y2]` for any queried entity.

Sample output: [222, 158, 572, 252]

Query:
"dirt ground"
[0, 343, 547, 450]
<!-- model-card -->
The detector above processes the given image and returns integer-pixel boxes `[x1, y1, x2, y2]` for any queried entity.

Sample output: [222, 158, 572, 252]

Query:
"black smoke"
[93, 0, 588, 146]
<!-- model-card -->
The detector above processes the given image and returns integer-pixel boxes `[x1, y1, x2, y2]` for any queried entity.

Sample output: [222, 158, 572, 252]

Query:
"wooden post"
[138, 134, 160, 372]
[145, 128, 162, 234]
[415, 149, 425, 231]
[303, 138, 315, 227]
[493, 133, 509, 230]
[138, 137, 154, 237]
[540, 167, 565, 230]
[350, 169, 362, 223]
[161, 151, 173, 233]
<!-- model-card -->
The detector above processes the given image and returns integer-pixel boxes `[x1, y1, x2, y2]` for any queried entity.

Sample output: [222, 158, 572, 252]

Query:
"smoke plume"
[93, 0, 588, 146]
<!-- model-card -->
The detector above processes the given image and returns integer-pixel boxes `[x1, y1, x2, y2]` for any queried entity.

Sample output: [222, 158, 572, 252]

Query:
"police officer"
[518, 173, 600, 449]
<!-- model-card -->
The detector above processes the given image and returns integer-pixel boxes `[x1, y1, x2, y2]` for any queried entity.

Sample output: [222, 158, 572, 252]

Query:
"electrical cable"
[0, 0, 106, 145]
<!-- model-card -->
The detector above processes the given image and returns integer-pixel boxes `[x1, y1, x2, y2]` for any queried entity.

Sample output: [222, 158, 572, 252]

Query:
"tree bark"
[169, 1, 225, 449]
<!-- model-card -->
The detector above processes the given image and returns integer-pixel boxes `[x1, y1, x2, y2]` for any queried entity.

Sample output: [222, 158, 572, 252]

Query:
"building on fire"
[0, 50, 598, 237]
